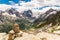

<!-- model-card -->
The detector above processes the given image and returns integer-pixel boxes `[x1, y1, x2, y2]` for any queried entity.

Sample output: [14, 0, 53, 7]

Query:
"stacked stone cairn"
[8, 23, 23, 40]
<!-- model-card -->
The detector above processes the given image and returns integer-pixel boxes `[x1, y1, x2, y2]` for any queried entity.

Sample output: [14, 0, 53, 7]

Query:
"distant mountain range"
[0, 7, 60, 26]
[34, 8, 57, 22]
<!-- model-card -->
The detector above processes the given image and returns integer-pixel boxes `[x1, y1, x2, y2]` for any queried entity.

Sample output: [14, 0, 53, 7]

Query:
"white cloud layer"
[0, 0, 60, 12]
[0, 0, 60, 18]
[0, 0, 60, 11]
[0, 4, 12, 11]
[19, 0, 60, 8]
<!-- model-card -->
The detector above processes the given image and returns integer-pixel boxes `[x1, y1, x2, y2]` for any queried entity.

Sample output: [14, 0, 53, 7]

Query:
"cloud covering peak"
[0, 0, 60, 11]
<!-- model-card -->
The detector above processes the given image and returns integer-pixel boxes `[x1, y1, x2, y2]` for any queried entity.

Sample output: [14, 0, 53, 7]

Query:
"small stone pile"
[8, 23, 23, 40]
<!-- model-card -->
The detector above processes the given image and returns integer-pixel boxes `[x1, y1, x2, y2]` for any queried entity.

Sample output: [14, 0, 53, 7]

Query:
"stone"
[8, 31, 15, 40]
[8, 23, 23, 40]
[12, 23, 20, 33]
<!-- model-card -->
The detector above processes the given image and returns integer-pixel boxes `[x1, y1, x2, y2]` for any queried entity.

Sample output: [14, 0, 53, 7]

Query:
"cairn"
[8, 23, 23, 40]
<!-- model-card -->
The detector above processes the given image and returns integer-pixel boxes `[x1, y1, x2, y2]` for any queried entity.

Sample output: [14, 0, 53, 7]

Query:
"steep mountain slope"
[33, 8, 60, 28]
[0, 7, 60, 33]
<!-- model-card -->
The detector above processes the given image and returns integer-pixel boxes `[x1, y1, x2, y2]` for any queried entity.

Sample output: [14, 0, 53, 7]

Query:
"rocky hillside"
[33, 9, 60, 28]
[0, 7, 60, 33]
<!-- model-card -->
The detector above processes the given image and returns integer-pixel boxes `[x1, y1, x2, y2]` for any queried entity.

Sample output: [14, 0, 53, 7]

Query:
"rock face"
[22, 10, 33, 18]
[37, 8, 57, 21]
[45, 8, 57, 15]
[6, 8, 20, 17]
[33, 8, 57, 25]
[0, 10, 3, 21]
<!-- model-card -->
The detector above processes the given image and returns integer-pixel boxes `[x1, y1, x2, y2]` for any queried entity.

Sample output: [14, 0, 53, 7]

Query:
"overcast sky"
[0, 0, 60, 11]
[0, 0, 60, 5]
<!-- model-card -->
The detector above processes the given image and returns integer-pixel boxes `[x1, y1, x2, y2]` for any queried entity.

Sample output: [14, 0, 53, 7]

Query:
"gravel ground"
[15, 32, 60, 40]
[0, 32, 60, 40]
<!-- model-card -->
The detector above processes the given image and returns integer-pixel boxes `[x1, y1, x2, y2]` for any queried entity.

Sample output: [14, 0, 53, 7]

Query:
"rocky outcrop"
[6, 8, 20, 17]
[22, 10, 33, 18]
[8, 23, 23, 40]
